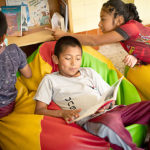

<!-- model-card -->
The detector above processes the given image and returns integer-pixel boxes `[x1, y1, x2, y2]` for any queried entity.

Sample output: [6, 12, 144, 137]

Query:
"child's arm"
[46, 28, 125, 46]
[35, 100, 81, 123]
[19, 64, 32, 78]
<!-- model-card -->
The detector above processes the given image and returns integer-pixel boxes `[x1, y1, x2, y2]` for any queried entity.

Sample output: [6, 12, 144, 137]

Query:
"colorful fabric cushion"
[116, 20, 150, 64]
[0, 41, 147, 150]
[125, 64, 150, 100]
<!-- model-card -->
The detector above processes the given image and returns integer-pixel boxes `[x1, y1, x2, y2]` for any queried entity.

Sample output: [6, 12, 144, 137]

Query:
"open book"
[68, 76, 123, 123]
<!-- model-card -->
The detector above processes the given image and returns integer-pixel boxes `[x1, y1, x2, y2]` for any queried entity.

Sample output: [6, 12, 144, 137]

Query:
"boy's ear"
[52, 54, 59, 64]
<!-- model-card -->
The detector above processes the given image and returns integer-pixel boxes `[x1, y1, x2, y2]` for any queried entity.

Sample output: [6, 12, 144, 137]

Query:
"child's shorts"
[0, 101, 15, 118]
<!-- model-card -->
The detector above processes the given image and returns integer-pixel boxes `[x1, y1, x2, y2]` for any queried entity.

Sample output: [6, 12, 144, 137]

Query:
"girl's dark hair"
[102, 0, 142, 23]
[0, 11, 8, 38]
[54, 36, 82, 58]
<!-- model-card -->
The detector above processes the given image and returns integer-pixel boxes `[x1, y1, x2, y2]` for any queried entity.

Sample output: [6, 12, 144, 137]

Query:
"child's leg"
[115, 101, 150, 126]
[83, 101, 150, 150]
[0, 101, 15, 118]
[91, 101, 150, 126]
[83, 113, 142, 150]
[83, 122, 140, 150]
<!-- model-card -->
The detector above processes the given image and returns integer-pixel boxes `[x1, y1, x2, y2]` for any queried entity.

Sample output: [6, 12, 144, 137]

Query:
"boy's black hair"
[54, 36, 82, 58]
[0, 11, 8, 38]
[102, 0, 142, 23]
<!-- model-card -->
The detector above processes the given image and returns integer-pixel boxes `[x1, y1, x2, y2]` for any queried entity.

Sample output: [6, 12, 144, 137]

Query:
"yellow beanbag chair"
[125, 64, 150, 100]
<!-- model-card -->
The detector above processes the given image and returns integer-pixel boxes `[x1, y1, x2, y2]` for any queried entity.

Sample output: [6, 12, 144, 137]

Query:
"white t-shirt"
[34, 67, 110, 110]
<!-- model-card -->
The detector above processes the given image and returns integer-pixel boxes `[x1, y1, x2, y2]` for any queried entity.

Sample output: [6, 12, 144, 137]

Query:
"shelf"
[7, 26, 54, 47]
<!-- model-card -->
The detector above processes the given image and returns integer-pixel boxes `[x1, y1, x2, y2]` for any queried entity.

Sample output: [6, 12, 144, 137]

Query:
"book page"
[68, 76, 123, 123]
[100, 76, 124, 102]
[27, 0, 50, 26]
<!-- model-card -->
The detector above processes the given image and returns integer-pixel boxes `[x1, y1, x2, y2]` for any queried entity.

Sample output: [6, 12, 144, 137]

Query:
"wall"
[68, 0, 104, 33]
[68, 0, 134, 33]
[123, 0, 134, 3]
[134, 0, 150, 25]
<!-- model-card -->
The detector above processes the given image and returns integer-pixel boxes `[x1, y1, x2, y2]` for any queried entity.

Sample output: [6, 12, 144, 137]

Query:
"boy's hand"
[123, 55, 137, 68]
[95, 104, 109, 113]
[95, 100, 115, 113]
[61, 109, 81, 123]
[45, 27, 68, 40]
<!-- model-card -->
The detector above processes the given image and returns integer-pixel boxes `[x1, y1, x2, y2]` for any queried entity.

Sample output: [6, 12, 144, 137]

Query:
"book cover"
[59, 0, 68, 31]
[1, 5, 22, 36]
[27, 0, 50, 26]
[5, 0, 30, 28]
[68, 76, 124, 123]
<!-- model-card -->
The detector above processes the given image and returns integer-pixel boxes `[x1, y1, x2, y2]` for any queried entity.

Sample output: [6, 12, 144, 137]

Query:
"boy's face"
[99, 9, 120, 33]
[56, 46, 82, 77]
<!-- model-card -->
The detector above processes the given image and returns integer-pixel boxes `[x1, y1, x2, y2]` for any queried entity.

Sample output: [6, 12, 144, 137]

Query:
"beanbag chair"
[125, 65, 150, 100]
[0, 41, 147, 150]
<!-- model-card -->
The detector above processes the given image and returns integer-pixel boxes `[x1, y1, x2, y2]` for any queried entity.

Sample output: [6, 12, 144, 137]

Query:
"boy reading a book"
[34, 36, 150, 150]
[0, 11, 32, 118]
